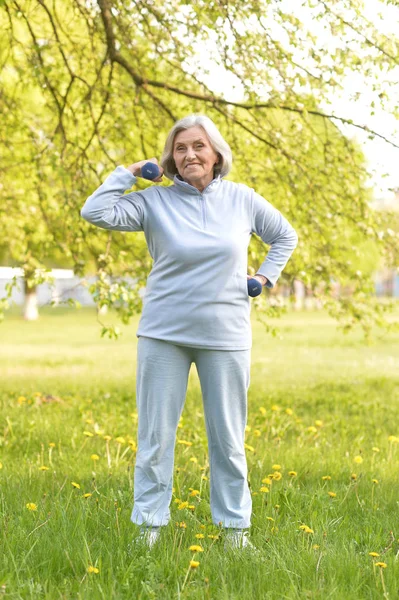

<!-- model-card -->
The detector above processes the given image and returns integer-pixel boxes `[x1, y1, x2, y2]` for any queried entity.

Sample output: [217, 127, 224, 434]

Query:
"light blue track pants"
[131, 336, 252, 529]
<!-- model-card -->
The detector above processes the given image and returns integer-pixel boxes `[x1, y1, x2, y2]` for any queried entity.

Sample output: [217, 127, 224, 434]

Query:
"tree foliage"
[1, 0, 399, 337]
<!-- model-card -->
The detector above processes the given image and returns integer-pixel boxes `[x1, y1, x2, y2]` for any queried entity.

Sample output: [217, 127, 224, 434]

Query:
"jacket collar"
[173, 174, 222, 195]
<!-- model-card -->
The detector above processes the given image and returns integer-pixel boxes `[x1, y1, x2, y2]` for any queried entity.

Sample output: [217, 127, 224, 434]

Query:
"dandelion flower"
[388, 436, 399, 443]
[0, 462, 2, 469]
[285, 408, 293, 415]
[369, 552, 380, 557]
[288, 471, 297, 477]
[322, 475, 331, 481]
[115, 437, 126, 444]
[245, 425, 251, 432]
[372, 447, 380, 453]
[87, 566, 99, 574]
[375, 562, 387, 568]
[91, 454, 100, 461]
[189, 457, 198, 463]
[195, 533, 205, 539]
[266, 517, 275, 522]
[354, 455, 363, 464]
[17, 396, 27, 405]
[71, 482, 81, 489]
[259, 407, 267, 416]
[190, 560, 200, 568]
[189, 545, 204, 552]
[313, 544, 320, 550]
[103, 435, 112, 441]
[328, 491, 336, 498]
[272, 464, 281, 471]
[39, 466, 49, 471]
[208, 534, 219, 540]
[178, 501, 189, 510]
[351, 473, 357, 480]
[48, 442, 56, 448]
[271, 405, 280, 412]
[262, 477, 272, 485]
[259, 486, 269, 493]
[244, 443, 254, 452]
[307, 426, 317, 434]
[372, 479, 379, 484]
[26, 503, 37, 511]
[188, 505, 195, 510]
[189, 490, 200, 497]
[253, 429, 261, 437]
[83, 493, 92, 498]
[201, 475, 208, 480]
[272, 471, 282, 481]
[83, 431, 94, 437]
[315, 420, 323, 427]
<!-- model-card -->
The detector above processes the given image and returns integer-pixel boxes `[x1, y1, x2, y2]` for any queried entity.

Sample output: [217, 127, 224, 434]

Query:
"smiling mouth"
[185, 163, 201, 167]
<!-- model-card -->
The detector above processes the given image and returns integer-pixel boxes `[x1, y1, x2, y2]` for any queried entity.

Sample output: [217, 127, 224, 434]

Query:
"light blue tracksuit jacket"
[81, 166, 298, 349]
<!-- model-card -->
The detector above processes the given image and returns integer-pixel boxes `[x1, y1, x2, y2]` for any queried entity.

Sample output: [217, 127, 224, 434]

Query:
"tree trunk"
[23, 279, 39, 320]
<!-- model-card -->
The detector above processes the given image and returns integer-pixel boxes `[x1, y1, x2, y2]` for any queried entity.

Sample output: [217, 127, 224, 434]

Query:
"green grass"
[1, 305, 399, 599]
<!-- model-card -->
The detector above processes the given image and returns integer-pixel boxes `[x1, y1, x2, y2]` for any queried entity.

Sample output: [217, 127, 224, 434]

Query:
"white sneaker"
[129, 526, 161, 551]
[224, 529, 258, 552]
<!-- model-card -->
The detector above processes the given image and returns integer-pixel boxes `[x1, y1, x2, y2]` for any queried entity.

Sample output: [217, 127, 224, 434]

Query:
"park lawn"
[1, 305, 399, 599]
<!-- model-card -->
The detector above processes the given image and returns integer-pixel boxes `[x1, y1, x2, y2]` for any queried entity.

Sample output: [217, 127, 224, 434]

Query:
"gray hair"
[160, 114, 233, 180]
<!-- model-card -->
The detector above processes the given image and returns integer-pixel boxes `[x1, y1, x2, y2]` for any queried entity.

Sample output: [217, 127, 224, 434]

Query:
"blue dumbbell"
[141, 162, 161, 180]
[247, 278, 263, 297]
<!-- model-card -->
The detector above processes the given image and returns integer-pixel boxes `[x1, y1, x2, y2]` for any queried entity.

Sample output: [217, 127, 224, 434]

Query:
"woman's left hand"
[247, 274, 268, 286]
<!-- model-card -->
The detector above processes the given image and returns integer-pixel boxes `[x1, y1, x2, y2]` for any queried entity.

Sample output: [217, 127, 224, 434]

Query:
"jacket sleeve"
[250, 189, 298, 289]
[80, 166, 145, 232]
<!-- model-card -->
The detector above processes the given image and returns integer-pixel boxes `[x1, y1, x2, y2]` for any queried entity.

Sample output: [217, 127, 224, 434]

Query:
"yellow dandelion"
[83, 431, 94, 437]
[178, 501, 189, 510]
[174, 498, 182, 504]
[262, 477, 272, 485]
[271, 405, 280, 412]
[272, 471, 282, 481]
[48, 442, 56, 448]
[369, 552, 380, 557]
[83, 493, 92, 498]
[201, 475, 208, 480]
[91, 454, 100, 461]
[375, 562, 387, 568]
[313, 544, 320, 549]
[354, 455, 363, 464]
[190, 560, 200, 568]
[259, 486, 269, 493]
[372, 447, 380, 452]
[39, 466, 49, 471]
[115, 437, 126, 444]
[195, 533, 205, 539]
[189, 457, 198, 463]
[288, 471, 297, 477]
[259, 406, 267, 415]
[272, 464, 281, 471]
[71, 482, 81, 489]
[189, 490, 200, 497]
[245, 425, 251, 432]
[200, 525, 205, 529]
[307, 426, 317, 434]
[175, 521, 187, 528]
[189, 545, 204, 552]
[372, 479, 379, 484]
[87, 566, 99, 574]
[188, 505, 195, 510]
[328, 491, 337, 498]
[0, 462, 2, 469]
[351, 473, 357, 480]
[315, 420, 323, 427]
[253, 429, 261, 437]
[266, 517, 275, 522]
[86, 418, 94, 425]
[285, 408, 293, 415]
[177, 440, 192, 446]
[103, 435, 112, 441]
[244, 443, 255, 452]
[26, 503, 37, 511]
[17, 396, 27, 405]
[322, 475, 331, 481]
[208, 534, 219, 540]
[388, 435, 399, 443]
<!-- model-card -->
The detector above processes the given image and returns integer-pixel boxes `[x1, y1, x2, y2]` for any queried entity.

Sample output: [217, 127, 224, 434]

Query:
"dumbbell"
[247, 278, 263, 297]
[141, 162, 161, 180]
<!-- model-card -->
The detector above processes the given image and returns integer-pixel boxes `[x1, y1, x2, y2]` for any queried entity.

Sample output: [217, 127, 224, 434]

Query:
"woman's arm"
[80, 158, 163, 232]
[250, 190, 298, 289]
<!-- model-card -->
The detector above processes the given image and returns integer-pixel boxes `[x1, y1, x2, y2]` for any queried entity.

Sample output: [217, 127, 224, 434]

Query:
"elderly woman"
[81, 114, 298, 551]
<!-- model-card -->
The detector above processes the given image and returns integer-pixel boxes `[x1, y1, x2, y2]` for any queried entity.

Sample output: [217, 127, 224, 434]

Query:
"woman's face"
[172, 126, 219, 191]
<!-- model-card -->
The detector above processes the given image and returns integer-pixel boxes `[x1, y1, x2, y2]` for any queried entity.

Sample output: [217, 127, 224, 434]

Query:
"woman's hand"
[126, 157, 164, 182]
[247, 274, 268, 286]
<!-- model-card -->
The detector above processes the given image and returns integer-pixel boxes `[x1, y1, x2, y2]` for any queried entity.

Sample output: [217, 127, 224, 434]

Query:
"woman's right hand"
[126, 157, 164, 182]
